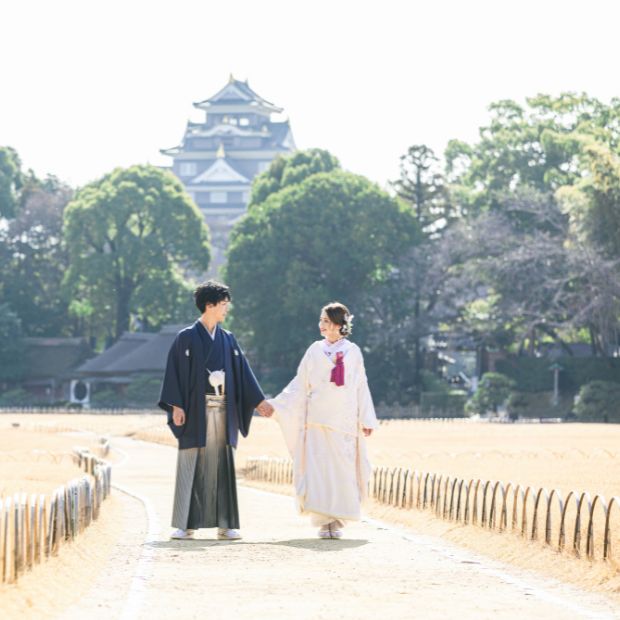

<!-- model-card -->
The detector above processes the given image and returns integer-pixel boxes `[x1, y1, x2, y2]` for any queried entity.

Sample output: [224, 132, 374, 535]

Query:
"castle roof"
[189, 156, 251, 186]
[194, 76, 283, 114]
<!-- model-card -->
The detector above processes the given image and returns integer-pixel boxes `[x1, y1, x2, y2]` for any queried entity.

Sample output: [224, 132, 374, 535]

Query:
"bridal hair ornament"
[208, 370, 225, 396]
[340, 313, 354, 336]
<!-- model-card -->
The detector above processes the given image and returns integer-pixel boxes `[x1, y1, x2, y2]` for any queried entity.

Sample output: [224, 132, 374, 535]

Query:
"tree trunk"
[414, 296, 421, 403]
[115, 285, 131, 340]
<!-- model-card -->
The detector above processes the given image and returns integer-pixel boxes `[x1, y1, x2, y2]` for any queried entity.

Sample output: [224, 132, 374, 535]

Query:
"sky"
[1, 0, 619, 191]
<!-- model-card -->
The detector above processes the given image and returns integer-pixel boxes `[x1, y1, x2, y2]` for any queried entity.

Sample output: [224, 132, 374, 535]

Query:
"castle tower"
[161, 76, 296, 273]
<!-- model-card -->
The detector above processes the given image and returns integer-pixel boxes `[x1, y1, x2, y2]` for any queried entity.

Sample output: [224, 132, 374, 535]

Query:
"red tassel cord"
[330, 351, 345, 386]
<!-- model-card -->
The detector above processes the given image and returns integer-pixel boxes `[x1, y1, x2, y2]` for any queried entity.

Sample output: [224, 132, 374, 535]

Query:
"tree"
[574, 381, 620, 422]
[445, 93, 620, 215]
[249, 148, 340, 208]
[390, 145, 456, 401]
[557, 138, 620, 259]
[225, 164, 419, 397]
[63, 165, 210, 341]
[465, 372, 515, 415]
[0, 179, 74, 336]
[0, 303, 25, 382]
[0, 146, 24, 218]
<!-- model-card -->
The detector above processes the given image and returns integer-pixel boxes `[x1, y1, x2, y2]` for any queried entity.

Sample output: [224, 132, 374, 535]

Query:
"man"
[158, 280, 273, 540]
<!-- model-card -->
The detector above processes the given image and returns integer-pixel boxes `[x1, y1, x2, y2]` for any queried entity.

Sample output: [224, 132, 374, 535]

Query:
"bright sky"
[1, 0, 619, 191]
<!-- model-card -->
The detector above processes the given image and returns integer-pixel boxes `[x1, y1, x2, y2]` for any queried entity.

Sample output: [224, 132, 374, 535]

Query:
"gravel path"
[73, 437, 619, 620]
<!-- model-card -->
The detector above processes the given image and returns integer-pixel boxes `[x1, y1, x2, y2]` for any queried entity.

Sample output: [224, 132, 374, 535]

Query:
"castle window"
[239, 117, 250, 126]
[179, 162, 197, 176]
[210, 192, 227, 203]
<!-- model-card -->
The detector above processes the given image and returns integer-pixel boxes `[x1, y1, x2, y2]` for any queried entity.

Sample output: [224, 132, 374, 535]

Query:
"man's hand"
[362, 427, 373, 437]
[256, 400, 274, 418]
[172, 406, 186, 426]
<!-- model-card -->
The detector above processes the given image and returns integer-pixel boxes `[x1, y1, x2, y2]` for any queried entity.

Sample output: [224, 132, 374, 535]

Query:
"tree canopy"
[0, 147, 24, 218]
[225, 158, 419, 397]
[63, 165, 210, 340]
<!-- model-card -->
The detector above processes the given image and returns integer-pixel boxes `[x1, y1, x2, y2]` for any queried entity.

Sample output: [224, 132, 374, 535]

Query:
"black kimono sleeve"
[158, 333, 189, 435]
[232, 336, 265, 437]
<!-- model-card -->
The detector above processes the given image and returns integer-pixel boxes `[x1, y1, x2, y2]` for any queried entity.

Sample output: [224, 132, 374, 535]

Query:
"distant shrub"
[495, 357, 620, 393]
[465, 372, 515, 416]
[420, 391, 467, 416]
[125, 376, 161, 405]
[506, 391, 573, 420]
[574, 381, 620, 422]
[0, 388, 32, 407]
[90, 388, 126, 408]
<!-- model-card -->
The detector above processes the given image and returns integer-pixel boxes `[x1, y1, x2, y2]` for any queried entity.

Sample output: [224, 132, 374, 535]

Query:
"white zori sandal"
[217, 528, 242, 540]
[171, 529, 195, 540]
[329, 524, 343, 539]
[318, 526, 331, 539]
[318, 522, 344, 539]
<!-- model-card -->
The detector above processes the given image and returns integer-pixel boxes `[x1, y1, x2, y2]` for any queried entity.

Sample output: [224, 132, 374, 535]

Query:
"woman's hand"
[172, 406, 186, 426]
[256, 400, 274, 417]
[362, 427, 373, 437]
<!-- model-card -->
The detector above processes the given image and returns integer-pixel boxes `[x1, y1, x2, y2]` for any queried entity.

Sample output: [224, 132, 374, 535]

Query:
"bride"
[268, 302, 378, 539]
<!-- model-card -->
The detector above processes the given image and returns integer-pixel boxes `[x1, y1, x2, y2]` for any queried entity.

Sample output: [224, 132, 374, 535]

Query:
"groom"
[158, 280, 273, 540]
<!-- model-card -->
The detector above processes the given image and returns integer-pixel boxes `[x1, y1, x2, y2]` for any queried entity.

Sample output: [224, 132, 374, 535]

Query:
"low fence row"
[0, 449, 112, 584]
[244, 456, 620, 563]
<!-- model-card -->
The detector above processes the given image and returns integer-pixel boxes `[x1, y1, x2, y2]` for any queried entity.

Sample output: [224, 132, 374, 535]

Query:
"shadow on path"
[147, 538, 369, 551]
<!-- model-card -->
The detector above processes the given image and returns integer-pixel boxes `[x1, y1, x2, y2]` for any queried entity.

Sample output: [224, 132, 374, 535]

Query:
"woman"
[268, 302, 378, 539]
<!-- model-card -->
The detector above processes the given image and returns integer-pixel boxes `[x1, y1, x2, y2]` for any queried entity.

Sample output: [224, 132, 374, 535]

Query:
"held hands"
[172, 406, 186, 426]
[256, 400, 274, 418]
[362, 427, 373, 437]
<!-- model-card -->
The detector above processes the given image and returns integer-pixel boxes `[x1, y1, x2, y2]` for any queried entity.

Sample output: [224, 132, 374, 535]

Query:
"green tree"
[574, 380, 620, 422]
[0, 146, 24, 218]
[63, 165, 210, 341]
[0, 303, 25, 382]
[225, 165, 419, 397]
[465, 372, 515, 415]
[0, 180, 74, 336]
[391, 145, 455, 400]
[445, 93, 620, 214]
[249, 148, 340, 208]
[443, 94, 620, 358]
[557, 139, 620, 258]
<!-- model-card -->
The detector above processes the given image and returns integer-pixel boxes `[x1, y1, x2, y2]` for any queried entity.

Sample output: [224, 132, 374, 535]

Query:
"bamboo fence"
[245, 456, 620, 562]
[0, 448, 112, 584]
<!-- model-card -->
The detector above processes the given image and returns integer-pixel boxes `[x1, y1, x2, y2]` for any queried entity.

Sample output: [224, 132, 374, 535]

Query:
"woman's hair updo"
[322, 302, 354, 337]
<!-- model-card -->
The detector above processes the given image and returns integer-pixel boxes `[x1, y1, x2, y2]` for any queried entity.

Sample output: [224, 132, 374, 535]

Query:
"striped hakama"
[171, 395, 239, 530]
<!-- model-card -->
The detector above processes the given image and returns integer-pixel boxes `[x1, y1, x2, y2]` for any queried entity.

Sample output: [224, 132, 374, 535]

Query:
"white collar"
[320, 338, 352, 357]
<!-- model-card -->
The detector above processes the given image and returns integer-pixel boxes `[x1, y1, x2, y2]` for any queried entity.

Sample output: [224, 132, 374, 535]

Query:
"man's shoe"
[217, 528, 242, 540]
[171, 528, 195, 540]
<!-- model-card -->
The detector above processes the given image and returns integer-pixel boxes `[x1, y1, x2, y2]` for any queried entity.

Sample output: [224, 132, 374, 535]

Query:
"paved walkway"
[62, 437, 620, 620]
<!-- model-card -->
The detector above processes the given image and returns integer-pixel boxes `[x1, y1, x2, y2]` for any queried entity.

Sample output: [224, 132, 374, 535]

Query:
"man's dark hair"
[194, 281, 231, 313]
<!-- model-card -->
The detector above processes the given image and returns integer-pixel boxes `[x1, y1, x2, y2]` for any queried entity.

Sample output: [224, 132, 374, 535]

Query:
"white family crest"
[208, 370, 226, 396]
[185, 349, 190, 357]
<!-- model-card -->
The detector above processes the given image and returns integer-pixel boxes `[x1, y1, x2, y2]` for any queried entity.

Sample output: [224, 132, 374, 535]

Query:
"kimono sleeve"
[356, 349, 379, 430]
[235, 340, 266, 437]
[158, 333, 188, 416]
[268, 348, 311, 457]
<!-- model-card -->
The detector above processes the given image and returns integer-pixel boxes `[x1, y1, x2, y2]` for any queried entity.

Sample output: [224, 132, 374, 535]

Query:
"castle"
[161, 76, 296, 271]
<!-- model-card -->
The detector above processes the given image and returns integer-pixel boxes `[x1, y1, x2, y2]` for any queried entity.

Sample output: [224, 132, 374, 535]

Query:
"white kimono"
[268, 339, 378, 527]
